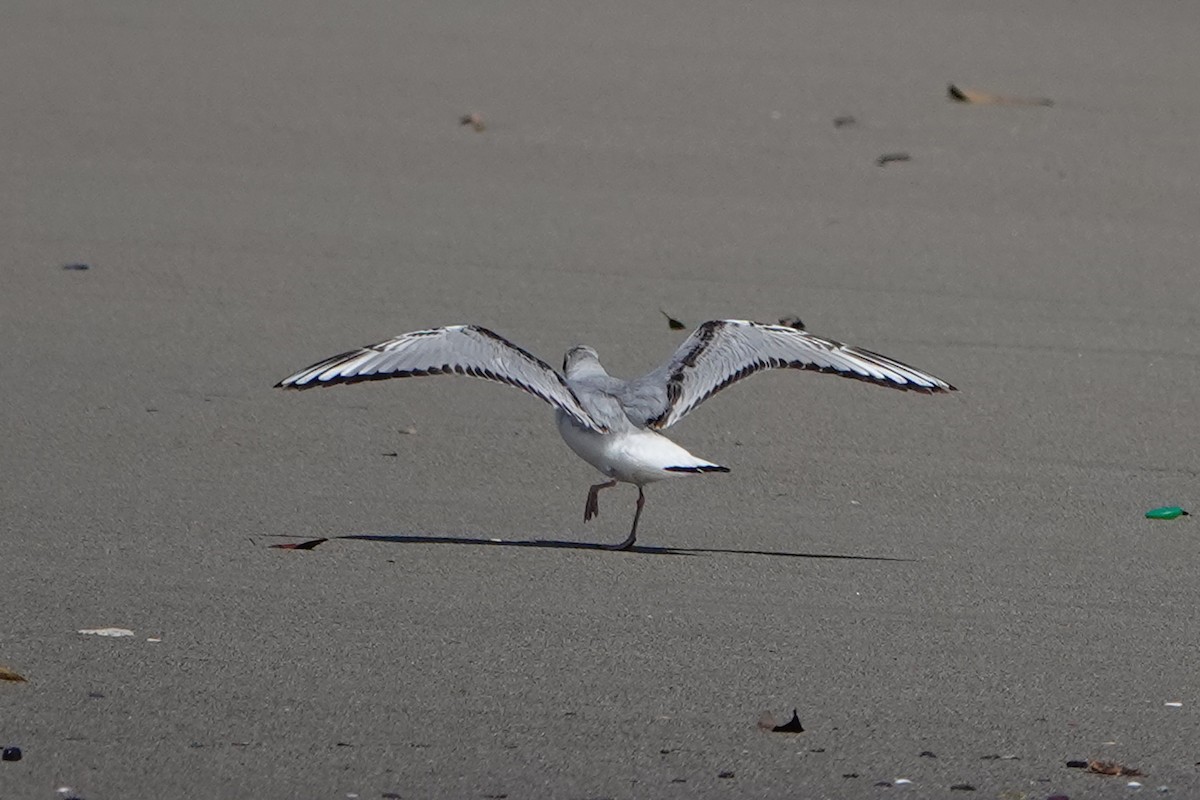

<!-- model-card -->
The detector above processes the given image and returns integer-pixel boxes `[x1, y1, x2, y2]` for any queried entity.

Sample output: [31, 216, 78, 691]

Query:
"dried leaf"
[758, 709, 804, 732]
[877, 152, 911, 166]
[0, 665, 28, 683]
[948, 83, 1053, 107]
[1087, 759, 1143, 777]
[460, 113, 486, 132]
[270, 538, 328, 550]
[659, 309, 687, 330]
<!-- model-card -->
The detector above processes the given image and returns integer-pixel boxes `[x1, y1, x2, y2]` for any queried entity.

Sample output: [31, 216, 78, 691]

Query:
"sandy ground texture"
[4, 1, 1200, 798]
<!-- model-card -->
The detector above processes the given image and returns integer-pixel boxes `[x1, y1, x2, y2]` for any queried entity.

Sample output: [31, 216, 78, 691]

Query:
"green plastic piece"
[1145, 506, 1189, 520]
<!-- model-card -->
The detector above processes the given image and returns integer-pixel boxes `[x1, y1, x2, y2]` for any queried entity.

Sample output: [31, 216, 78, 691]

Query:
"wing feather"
[626, 320, 955, 429]
[276, 325, 606, 432]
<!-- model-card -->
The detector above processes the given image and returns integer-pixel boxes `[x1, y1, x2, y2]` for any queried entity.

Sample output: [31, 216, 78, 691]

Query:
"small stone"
[950, 784, 976, 792]
[717, 771, 735, 779]
[920, 750, 937, 758]
[62, 263, 91, 271]
[2, 747, 22, 761]
[1066, 760, 1089, 769]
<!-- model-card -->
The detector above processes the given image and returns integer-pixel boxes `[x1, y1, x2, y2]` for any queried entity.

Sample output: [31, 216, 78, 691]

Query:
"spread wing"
[275, 325, 606, 433]
[624, 319, 955, 430]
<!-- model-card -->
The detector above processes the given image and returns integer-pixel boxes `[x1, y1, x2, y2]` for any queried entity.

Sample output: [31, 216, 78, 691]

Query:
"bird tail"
[663, 461, 730, 474]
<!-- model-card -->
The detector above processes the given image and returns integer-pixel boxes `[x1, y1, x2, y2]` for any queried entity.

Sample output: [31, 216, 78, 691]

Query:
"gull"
[276, 320, 955, 550]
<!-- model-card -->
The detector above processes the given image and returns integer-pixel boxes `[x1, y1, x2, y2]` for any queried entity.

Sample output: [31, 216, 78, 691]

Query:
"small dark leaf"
[773, 709, 805, 732]
[877, 152, 912, 167]
[460, 113, 486, 132]
[920, 750, 937, 758]
[270, 538, 328, 550]
[659, 309, 686, 330]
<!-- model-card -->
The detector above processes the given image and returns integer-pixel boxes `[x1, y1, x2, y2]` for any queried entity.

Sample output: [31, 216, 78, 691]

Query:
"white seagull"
[276, 320, 955, 550]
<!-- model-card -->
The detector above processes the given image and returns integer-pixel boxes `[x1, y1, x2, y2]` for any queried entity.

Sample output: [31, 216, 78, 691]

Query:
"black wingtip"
[664, 465, 731, 474]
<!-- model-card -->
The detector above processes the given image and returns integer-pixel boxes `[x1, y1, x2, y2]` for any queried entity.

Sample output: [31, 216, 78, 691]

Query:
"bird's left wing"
[276, 325, 606, 432]
[623, 319, 955, 430]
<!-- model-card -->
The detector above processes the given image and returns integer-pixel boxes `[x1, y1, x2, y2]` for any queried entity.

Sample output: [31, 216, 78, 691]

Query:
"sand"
[4, 1, 1200, 797]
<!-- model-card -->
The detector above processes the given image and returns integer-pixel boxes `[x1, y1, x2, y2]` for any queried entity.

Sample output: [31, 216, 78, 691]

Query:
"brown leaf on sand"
[948, 83, 1053, 107]
[1087, 759, 1143, 777]
[758, 709, 805, 733]
[460, 113, 486, 132]
[0, 665, 28, 683]
[270, 538, 328, 551]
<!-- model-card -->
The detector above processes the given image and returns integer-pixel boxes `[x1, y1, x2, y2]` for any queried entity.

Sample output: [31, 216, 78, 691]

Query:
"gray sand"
[4, 2, 1200, 797]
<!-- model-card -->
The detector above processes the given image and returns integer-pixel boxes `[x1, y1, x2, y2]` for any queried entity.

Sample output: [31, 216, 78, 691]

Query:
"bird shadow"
[326, 533, 915, 562]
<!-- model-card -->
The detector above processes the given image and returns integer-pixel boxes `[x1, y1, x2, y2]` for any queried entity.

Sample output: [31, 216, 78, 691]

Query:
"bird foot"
[602, 534, 636, 551]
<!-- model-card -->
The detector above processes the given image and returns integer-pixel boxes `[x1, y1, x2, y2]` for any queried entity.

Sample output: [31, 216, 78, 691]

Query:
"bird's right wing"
[276, 325, 606, 432]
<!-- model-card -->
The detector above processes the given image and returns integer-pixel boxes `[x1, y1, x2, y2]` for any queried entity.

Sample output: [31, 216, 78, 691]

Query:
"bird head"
[562, 345, 604, 378]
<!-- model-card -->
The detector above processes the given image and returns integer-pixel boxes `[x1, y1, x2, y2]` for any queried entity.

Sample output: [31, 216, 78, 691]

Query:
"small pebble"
[1066, 759, 1089, 769]
[950, 784, 976, 792]
[62, 263, 91, 271]
[920, 750, 937, 758]
[895, 778, 912, 785]
[2, 746, 21, 761]
[717, 771, 735, 779]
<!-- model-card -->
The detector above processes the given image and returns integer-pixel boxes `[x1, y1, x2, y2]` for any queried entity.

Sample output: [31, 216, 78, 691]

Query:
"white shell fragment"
[78, 627, 135, 637]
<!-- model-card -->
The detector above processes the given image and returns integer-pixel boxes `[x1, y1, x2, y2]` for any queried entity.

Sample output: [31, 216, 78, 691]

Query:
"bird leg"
[584, 479, 618, 522]
[605, 486, 645, 551]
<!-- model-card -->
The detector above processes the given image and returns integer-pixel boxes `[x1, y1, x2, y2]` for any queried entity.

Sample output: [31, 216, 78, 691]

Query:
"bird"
[275, 320, 955, 550]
